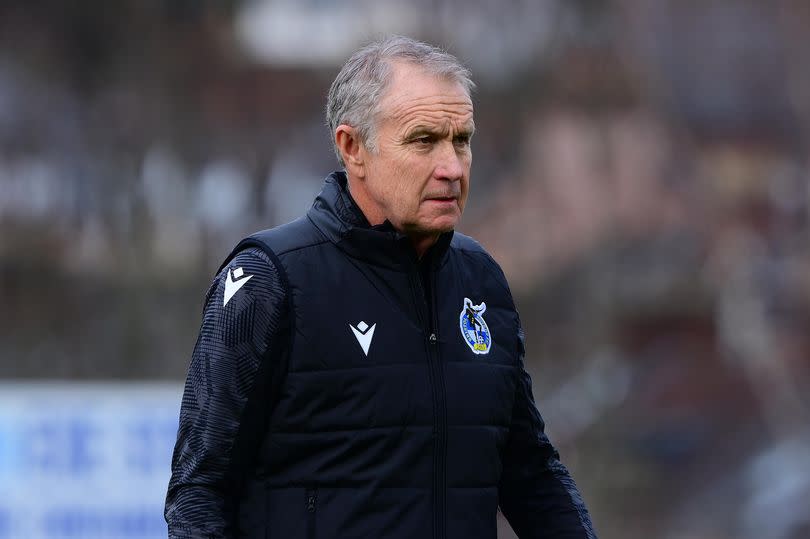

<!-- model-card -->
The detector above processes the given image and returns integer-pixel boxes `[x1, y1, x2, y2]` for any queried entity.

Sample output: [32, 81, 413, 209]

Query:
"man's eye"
[454, 135, 471, 146]
[413, 136, 433, 144]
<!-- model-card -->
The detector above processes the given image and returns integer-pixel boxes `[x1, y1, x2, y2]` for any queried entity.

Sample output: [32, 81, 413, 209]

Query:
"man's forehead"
[382, 62, 472, 107]
[384, 105, 475, 139]
[377, 63, 473, 129]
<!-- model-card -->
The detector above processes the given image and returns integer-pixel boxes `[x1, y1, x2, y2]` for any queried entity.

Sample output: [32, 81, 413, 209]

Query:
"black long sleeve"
[165, 248, 288, 539]
[498, 328, 598, 539]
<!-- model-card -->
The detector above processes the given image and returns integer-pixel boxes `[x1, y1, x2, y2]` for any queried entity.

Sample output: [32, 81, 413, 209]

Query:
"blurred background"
[1, 0, 809, 538]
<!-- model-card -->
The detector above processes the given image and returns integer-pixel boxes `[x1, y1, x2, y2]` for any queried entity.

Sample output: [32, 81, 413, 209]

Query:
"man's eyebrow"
[404, 123, 476, 138]
[452, 124, 476, 141]
[404, 125, 441, 137]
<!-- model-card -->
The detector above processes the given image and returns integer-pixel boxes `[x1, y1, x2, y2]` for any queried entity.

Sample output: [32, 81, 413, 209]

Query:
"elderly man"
[165, 36, 598, 539]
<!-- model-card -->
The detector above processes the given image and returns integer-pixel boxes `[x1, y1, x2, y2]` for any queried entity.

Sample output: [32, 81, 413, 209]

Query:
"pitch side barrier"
[0, 383, 181, 539]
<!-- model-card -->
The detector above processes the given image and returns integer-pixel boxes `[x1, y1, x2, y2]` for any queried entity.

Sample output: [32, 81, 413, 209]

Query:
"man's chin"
[418, 218, 459, 235]
[400, 209, 462, 235]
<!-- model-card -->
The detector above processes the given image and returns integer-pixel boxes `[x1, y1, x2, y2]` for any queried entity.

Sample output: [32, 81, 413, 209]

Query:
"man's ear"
[335, 125, 365, 178]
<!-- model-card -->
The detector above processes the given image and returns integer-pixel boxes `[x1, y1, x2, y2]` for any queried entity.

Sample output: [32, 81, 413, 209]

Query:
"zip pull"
[429, 333, 437, 344]
[306, 489, 317, 513]
[305, 488, 318, 539]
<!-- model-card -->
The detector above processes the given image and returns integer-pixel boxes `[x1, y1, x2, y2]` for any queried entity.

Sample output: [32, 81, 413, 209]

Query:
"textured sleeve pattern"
[499, 326, 598, 539]
[165, 247, 288, 539]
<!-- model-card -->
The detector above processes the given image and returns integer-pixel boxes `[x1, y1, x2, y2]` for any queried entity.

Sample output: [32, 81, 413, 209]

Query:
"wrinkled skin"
[336, 61, 475, 256]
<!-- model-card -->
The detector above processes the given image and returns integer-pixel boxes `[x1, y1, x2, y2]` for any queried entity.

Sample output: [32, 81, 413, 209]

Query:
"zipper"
[305, 488, 317, 539]
[429, 269, 447, 539]
[410, 264, 447, 539]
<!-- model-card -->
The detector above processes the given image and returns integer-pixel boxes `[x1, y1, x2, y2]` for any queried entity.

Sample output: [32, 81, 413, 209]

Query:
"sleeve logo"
[223, 267, 253, 306]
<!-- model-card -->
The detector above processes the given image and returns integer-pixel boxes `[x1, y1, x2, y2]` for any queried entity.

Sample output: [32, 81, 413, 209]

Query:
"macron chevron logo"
[349, 321, 376, 356]
[223, 267, 253, 307]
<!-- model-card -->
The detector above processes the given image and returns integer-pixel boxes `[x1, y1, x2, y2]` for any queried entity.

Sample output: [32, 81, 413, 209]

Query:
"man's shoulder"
[448, 231, 514, 300]
[245, 216, 327, 257]
[450, 231, 491, 258]
[449, 231, 506, 273]
[217, 216, 326, 277]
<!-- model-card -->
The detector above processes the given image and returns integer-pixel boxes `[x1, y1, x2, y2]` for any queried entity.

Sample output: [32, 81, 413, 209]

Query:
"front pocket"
[305, 488, 318, 539]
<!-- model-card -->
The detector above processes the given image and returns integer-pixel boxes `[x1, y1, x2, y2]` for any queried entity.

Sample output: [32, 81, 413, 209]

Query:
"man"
[165, 36, 597, 539]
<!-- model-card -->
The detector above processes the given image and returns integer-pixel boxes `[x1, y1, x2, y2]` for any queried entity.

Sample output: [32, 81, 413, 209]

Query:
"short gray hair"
[326, 35, 475, 166]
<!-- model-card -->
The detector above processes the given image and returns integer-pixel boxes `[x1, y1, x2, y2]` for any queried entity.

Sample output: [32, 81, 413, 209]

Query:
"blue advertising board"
[0, 383, 182, 539]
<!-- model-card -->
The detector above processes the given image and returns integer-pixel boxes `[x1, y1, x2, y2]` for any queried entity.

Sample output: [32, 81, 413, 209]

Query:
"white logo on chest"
[349, 321, 376, 356]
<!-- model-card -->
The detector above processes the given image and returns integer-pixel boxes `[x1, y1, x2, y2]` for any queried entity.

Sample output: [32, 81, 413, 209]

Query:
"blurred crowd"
[1, 1, 809, 538]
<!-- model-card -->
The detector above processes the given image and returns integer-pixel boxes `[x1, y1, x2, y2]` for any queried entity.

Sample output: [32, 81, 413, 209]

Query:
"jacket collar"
[306, 171, 453, 271]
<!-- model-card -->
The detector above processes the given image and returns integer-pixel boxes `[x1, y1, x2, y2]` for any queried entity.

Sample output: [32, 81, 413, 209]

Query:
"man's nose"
[434, 141, 465, 181]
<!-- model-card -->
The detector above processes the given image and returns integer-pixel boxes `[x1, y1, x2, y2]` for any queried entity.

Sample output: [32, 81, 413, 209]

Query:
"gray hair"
[326, 35, 475, 166]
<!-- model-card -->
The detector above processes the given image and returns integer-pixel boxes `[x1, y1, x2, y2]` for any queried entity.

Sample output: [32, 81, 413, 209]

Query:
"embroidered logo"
[459, 297, 491, 355]
[349, 321, 376, 356]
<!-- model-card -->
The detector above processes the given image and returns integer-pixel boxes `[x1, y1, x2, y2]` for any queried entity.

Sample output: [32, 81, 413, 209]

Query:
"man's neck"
[346, 181, 439, 260]
[410, 233, 439, 259]
[346, 177, 438, 259]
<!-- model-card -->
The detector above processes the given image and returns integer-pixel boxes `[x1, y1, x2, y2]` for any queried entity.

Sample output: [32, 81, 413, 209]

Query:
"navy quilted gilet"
[232, 173, 522, 539]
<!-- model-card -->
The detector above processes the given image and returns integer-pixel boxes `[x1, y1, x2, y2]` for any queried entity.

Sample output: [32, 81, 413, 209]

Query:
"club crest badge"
[459, 297, 492, 355]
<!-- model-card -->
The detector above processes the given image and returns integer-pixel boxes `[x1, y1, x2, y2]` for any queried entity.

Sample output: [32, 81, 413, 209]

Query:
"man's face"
[359, 62, 474, 238]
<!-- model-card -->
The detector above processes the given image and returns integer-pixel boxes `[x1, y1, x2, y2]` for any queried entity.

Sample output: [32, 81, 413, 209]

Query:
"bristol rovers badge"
[459, 297, 492, 355]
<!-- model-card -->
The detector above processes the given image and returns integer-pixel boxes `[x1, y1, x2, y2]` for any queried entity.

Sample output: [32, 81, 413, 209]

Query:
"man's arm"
[499, 328, 598, 539]
[165, 247, 288, 539]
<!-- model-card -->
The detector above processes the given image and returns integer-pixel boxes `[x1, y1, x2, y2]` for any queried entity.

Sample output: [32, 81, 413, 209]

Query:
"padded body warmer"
[166, 172, 597, 539]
